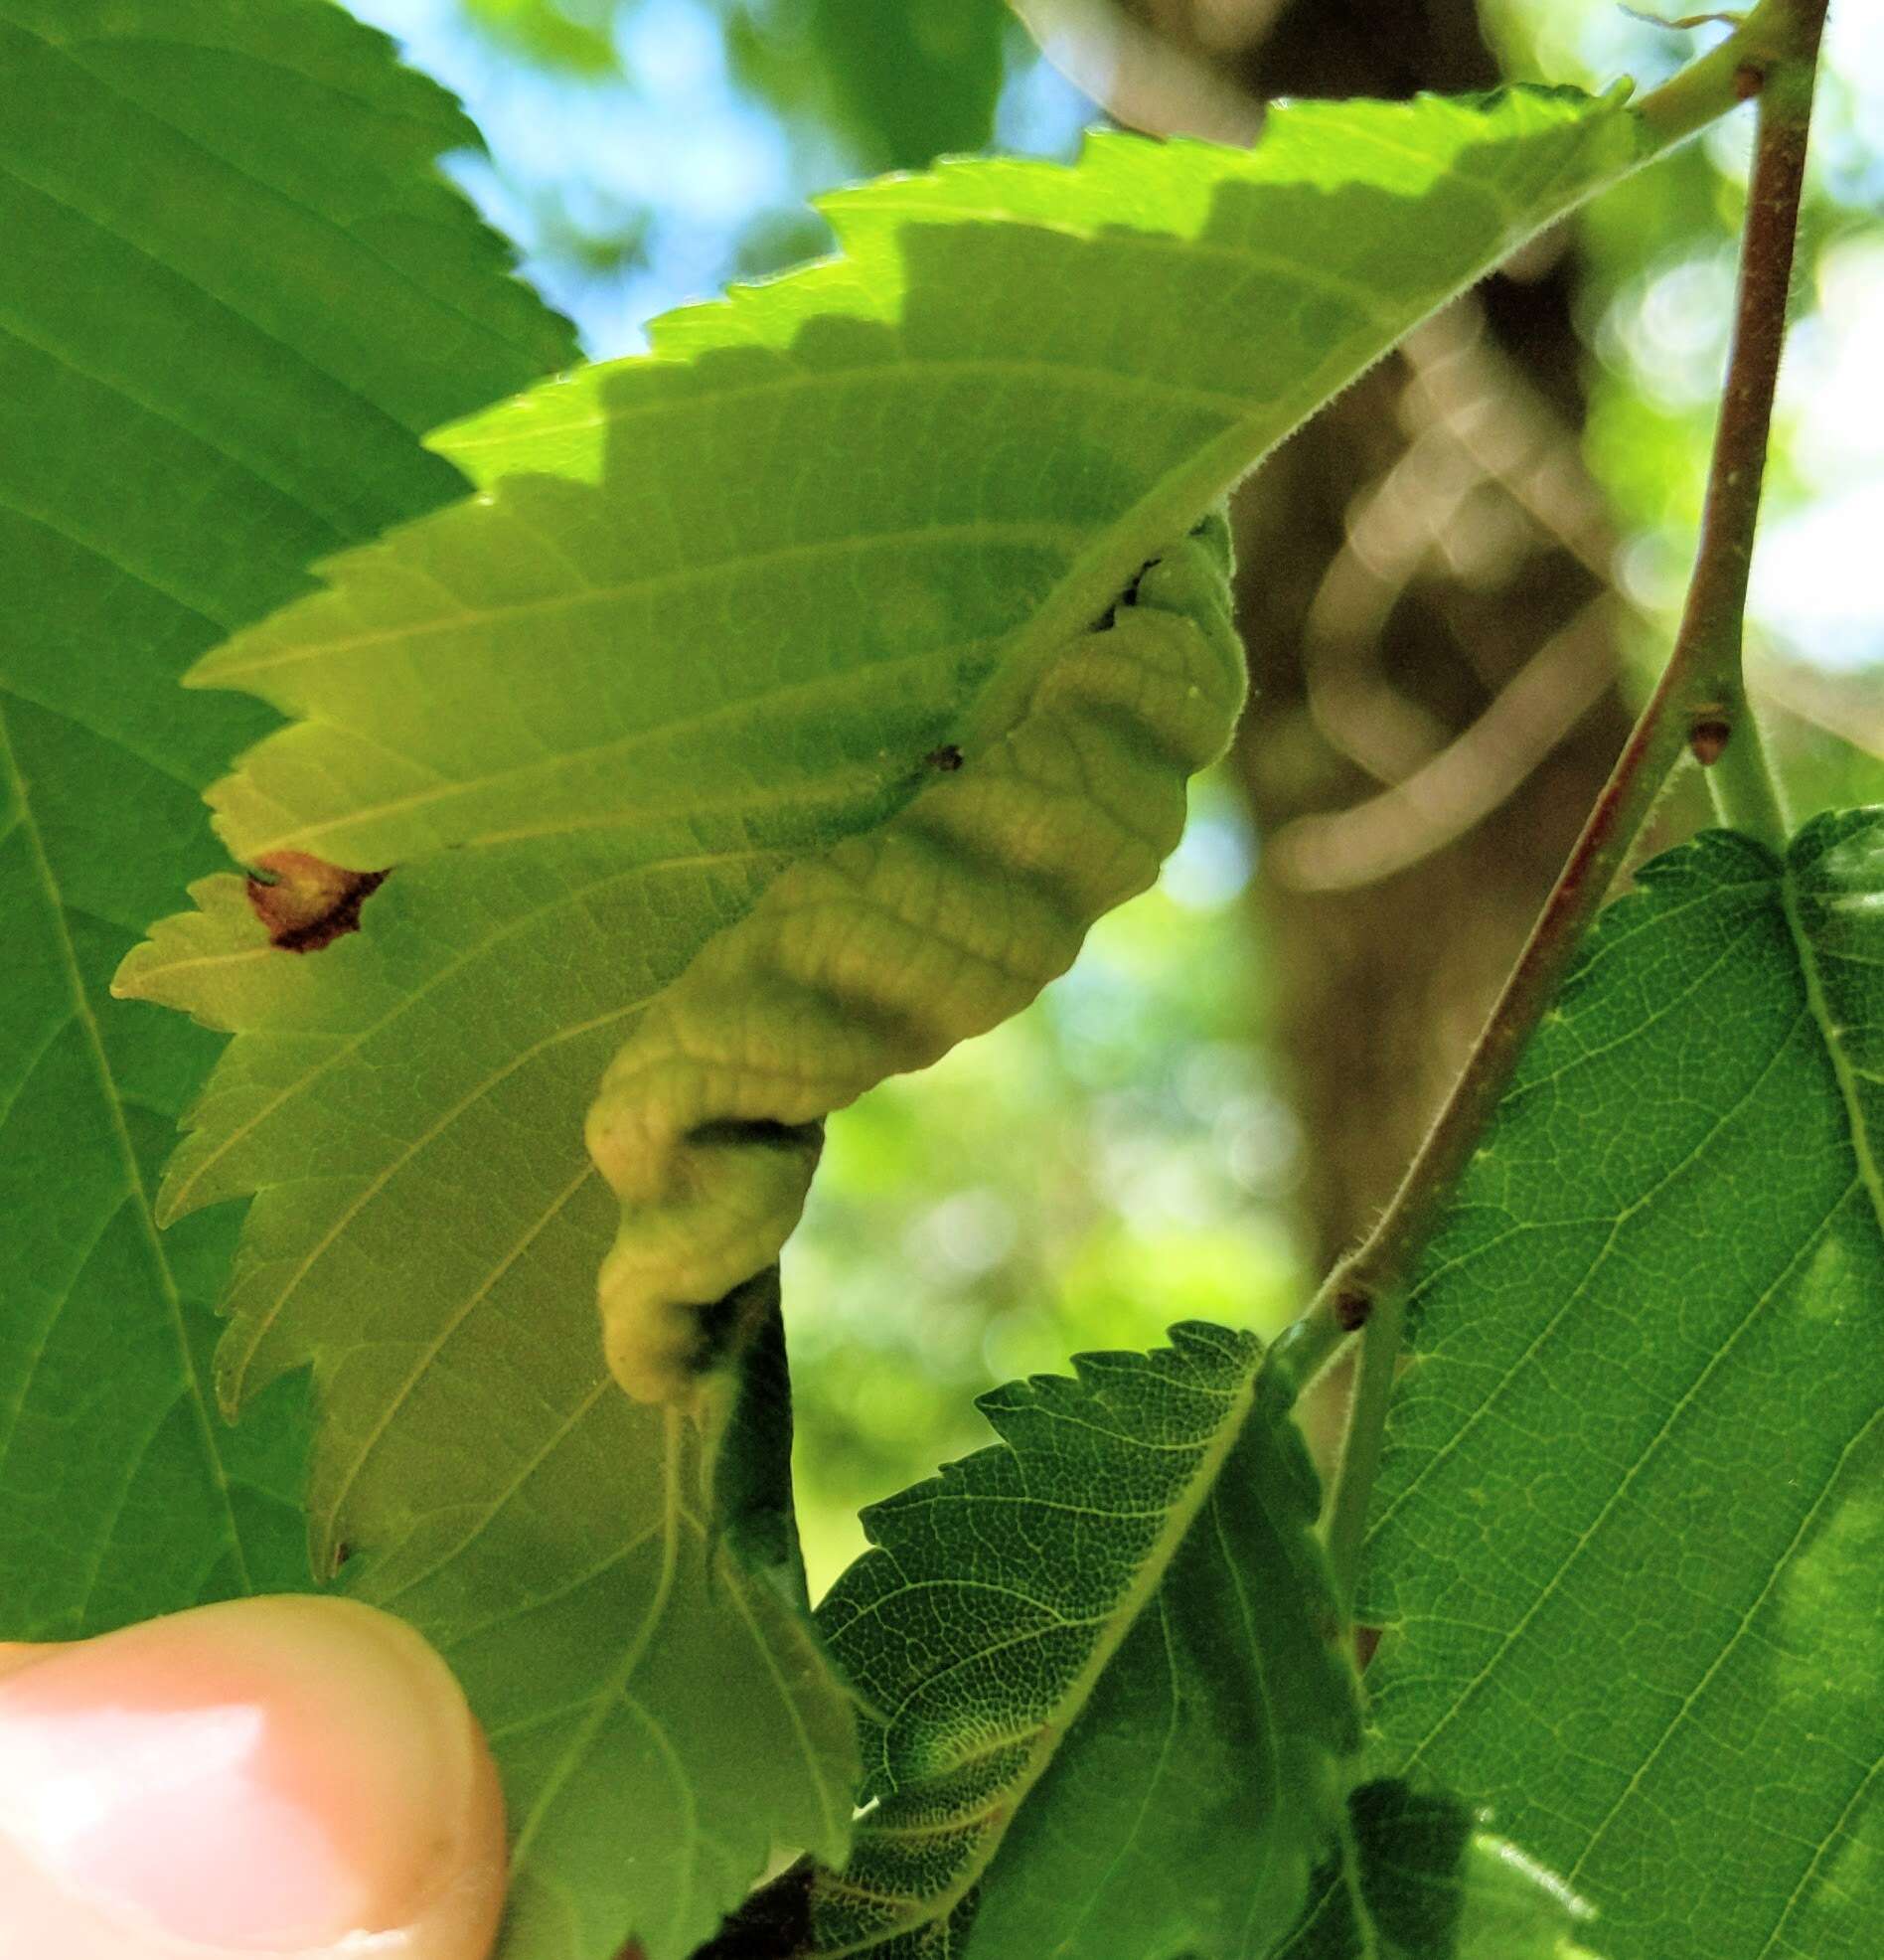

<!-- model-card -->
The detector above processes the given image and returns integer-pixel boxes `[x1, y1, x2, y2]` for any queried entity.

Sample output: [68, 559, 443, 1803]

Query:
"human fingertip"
[0, 1593, 507, 1959]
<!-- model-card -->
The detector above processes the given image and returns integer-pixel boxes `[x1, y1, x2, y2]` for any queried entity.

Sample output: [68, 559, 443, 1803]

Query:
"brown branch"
[1257, 0, 1832, 1614]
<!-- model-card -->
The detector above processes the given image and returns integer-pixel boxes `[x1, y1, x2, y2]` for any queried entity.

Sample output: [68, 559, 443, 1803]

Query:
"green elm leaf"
[801, 1322, 1360, 1959]
[173, 87, 1648, 870]
[0, 0, 570, 1634]
[116, 848, 862, 1960]
[585, 519, 1246, 1407]
[1359, 813, 1884, 1960]
[117, 82, 1670, 1960]
[1280, 1781, 1604, 1960]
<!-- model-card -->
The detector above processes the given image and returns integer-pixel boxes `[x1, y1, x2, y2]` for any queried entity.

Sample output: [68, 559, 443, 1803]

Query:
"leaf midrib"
[506, 1408, 687, 1873]
[0, 696, 252, 1604]
[840, 1346, 1261, 1954]
[1780, 849, 1884, 1243]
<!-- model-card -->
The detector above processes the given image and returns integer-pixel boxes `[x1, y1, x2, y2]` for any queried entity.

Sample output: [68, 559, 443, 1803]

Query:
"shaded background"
[345, 0, 1883, 1590]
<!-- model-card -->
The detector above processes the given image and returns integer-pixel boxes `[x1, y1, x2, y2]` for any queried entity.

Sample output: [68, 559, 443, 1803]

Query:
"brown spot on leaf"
[1353, 1623, 1383, 1672]
[246, 850, 390, 953]
[924, 742, 964, 773]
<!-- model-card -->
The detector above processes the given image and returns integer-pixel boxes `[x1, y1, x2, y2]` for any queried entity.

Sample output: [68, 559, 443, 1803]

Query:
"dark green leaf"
[809, 1322, 1360, 1958]
[1361, 815, 1884, 1960]
[725, 0, 1011, 172]
[807, 0, 1010, 171]
[0, 0, 571, 1636]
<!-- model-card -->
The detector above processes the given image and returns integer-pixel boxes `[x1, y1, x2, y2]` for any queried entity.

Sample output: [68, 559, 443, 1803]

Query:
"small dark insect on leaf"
[245, 849, 390, 953]
[924, 742, 964, 773]
[329, 1541, 353, 1576]
[1334, 1289, 1372, 1332]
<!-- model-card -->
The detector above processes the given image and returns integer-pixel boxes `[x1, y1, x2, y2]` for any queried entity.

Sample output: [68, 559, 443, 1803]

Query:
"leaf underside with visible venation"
[1360, 815, 1884, 1960]
[1, 8, 855, 1959]
[0, 0, 570, 1634]
[117, 81, 1663, 1960]
[583, 518, 1246, 1406]
[805, 1323, 1358, 1960]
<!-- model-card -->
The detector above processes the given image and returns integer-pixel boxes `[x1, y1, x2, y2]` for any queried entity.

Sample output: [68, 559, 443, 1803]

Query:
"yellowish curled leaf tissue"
[586, 515, 1246, 1403]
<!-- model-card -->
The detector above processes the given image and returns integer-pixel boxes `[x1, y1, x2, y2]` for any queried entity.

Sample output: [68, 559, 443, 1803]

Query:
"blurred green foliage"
[459, 0, 1016, 165]
[463, 0, 622, 71]
[726, 0, 1016, 170]
[1492, 0, 1884, 807]
[787, 783, 1304, 1590]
